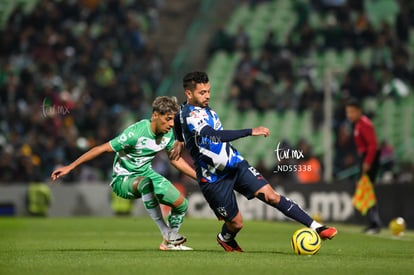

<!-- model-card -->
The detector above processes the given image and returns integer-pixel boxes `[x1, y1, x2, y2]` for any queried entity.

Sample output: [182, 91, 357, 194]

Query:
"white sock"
[142, 193, 169, 238]
[170, 226, 179, 234]
[310, 221, 323, 230]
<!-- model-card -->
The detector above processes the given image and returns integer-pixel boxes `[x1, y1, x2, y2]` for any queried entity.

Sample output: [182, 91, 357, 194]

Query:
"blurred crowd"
[0, 0, 165, 183]
[208, 0, 413, 183]
[1, 0, 413, 184]
[209, 0, 413, 112]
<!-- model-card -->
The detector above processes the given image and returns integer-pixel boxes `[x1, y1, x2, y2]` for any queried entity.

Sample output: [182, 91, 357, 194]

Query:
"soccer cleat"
[316, 226, 338, 240]
[165, 231, 187, 246]
[363, 225, 381, 235]
[216, 234, 244, 252]
[159, 241, 193, 251]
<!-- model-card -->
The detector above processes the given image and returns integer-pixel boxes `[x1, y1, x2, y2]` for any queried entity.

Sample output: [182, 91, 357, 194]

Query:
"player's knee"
[136, 177, 153, 194]
[256, 191, 280, 207]
[173, 197, 188, 215]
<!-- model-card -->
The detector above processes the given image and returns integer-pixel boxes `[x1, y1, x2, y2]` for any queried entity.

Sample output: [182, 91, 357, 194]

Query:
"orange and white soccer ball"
[389, 217, 406, 236]
[291, 228, 321, 255]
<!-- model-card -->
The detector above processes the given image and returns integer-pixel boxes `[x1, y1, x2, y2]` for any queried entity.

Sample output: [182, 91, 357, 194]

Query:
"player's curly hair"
[152, 96, 179, 114]
[182, 71, 209, 91]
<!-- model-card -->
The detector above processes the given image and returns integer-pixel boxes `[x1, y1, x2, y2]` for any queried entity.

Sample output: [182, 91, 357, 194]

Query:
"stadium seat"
[365, 0, 399, 29]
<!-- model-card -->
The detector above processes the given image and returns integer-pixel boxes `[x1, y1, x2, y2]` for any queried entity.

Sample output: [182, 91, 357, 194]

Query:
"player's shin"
[273, 195, 314, 227]
[167, 198, 188, 234]
[142, 192, 169, 238]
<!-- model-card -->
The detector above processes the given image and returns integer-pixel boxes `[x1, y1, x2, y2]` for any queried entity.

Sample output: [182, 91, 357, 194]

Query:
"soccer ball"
[389, 217, 406, 236]
[291, 228, 321, 255]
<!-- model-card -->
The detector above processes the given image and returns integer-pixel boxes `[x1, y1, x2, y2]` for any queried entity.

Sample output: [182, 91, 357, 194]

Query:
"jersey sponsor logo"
[190, 109, 208, 119]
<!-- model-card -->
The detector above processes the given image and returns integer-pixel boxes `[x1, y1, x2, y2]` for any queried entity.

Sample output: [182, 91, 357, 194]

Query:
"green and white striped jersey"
[109, 119, 174, 176]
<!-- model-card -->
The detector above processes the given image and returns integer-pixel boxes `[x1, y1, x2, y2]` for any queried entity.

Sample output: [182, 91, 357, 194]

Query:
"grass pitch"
[1, 217, 413, 275]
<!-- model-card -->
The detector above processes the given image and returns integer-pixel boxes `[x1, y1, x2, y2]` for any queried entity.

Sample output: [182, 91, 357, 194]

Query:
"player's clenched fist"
[251, 126, 270, 137]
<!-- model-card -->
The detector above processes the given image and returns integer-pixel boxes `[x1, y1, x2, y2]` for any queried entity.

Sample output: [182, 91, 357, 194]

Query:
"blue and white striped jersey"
[179, 104, 244, 183]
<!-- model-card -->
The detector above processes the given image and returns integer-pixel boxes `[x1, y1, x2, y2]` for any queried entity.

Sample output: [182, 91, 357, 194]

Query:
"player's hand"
[362, 162, 371, 174]
[51, 165, 72, 181]
[168, 141, 184, 160]
[252, 126, 270, 137]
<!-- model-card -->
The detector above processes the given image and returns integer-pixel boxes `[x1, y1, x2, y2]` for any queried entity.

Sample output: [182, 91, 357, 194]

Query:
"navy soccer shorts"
[199, 160, 268, 221]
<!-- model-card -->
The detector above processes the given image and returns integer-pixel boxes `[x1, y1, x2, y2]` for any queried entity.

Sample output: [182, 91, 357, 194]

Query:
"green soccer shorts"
[110, 169, 181, 206]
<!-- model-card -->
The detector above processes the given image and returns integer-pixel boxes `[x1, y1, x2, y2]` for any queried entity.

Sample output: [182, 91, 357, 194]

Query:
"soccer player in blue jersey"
[173, 71, 337, 252]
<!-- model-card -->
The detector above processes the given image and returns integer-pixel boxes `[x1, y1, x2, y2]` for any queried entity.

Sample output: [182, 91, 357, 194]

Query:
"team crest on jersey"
[159, 137, 167, 146]
[217, 207, 228, 218]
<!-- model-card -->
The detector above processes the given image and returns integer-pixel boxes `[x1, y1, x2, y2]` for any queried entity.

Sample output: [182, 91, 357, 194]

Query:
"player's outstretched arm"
[199, 126, 251, 142]
[251, 126, 270, 137]
[51, 142, 114, 181]
[168, 140, 185, 161]
[198, 125, 269, 142]
[170, 157, 197, 181]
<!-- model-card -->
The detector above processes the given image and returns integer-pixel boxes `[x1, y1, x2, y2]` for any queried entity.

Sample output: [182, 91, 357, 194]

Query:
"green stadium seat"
[365, 0, 399, 29]
[0, 0, 16, 28]
[226, 4, 251, 34]
[359, 48, 373, 66]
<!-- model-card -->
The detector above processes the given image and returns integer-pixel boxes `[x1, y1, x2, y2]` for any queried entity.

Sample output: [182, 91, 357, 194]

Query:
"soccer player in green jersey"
[51, 96, 196, 250]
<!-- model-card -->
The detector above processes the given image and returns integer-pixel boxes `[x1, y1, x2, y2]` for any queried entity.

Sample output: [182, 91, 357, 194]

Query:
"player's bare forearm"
[168, 141, 185, 161]
[51, 142, 113, 180]
[170, 158, 197, 181]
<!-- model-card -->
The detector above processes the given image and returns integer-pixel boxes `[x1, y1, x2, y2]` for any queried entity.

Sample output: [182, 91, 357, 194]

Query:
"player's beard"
[200, 99, 209, 108]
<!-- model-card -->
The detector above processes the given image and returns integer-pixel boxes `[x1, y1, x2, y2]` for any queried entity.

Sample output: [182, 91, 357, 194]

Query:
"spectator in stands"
[301, 22, 317, 54]
[262, 31, 280, 53]
[272, 50, 294, 81]
[253, 49, 274, 80]
[342, 58, 377, 100]
[371, 35, 393, 70]
[394, 1, 410, 43]
[233, 25, 251, 53]
[253, 78, 277, 112]
[275, 77, 299, 113]
[333, 123, 358, 178]
[354, 20, 377, 50]
[208, 25, 234, 56]
[0, 0, 166, 183]
[230, 72, 259, 112]
[298, 80, 323, 129]
[320, 13, 343, 51]
[391, 45, 411, 84]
